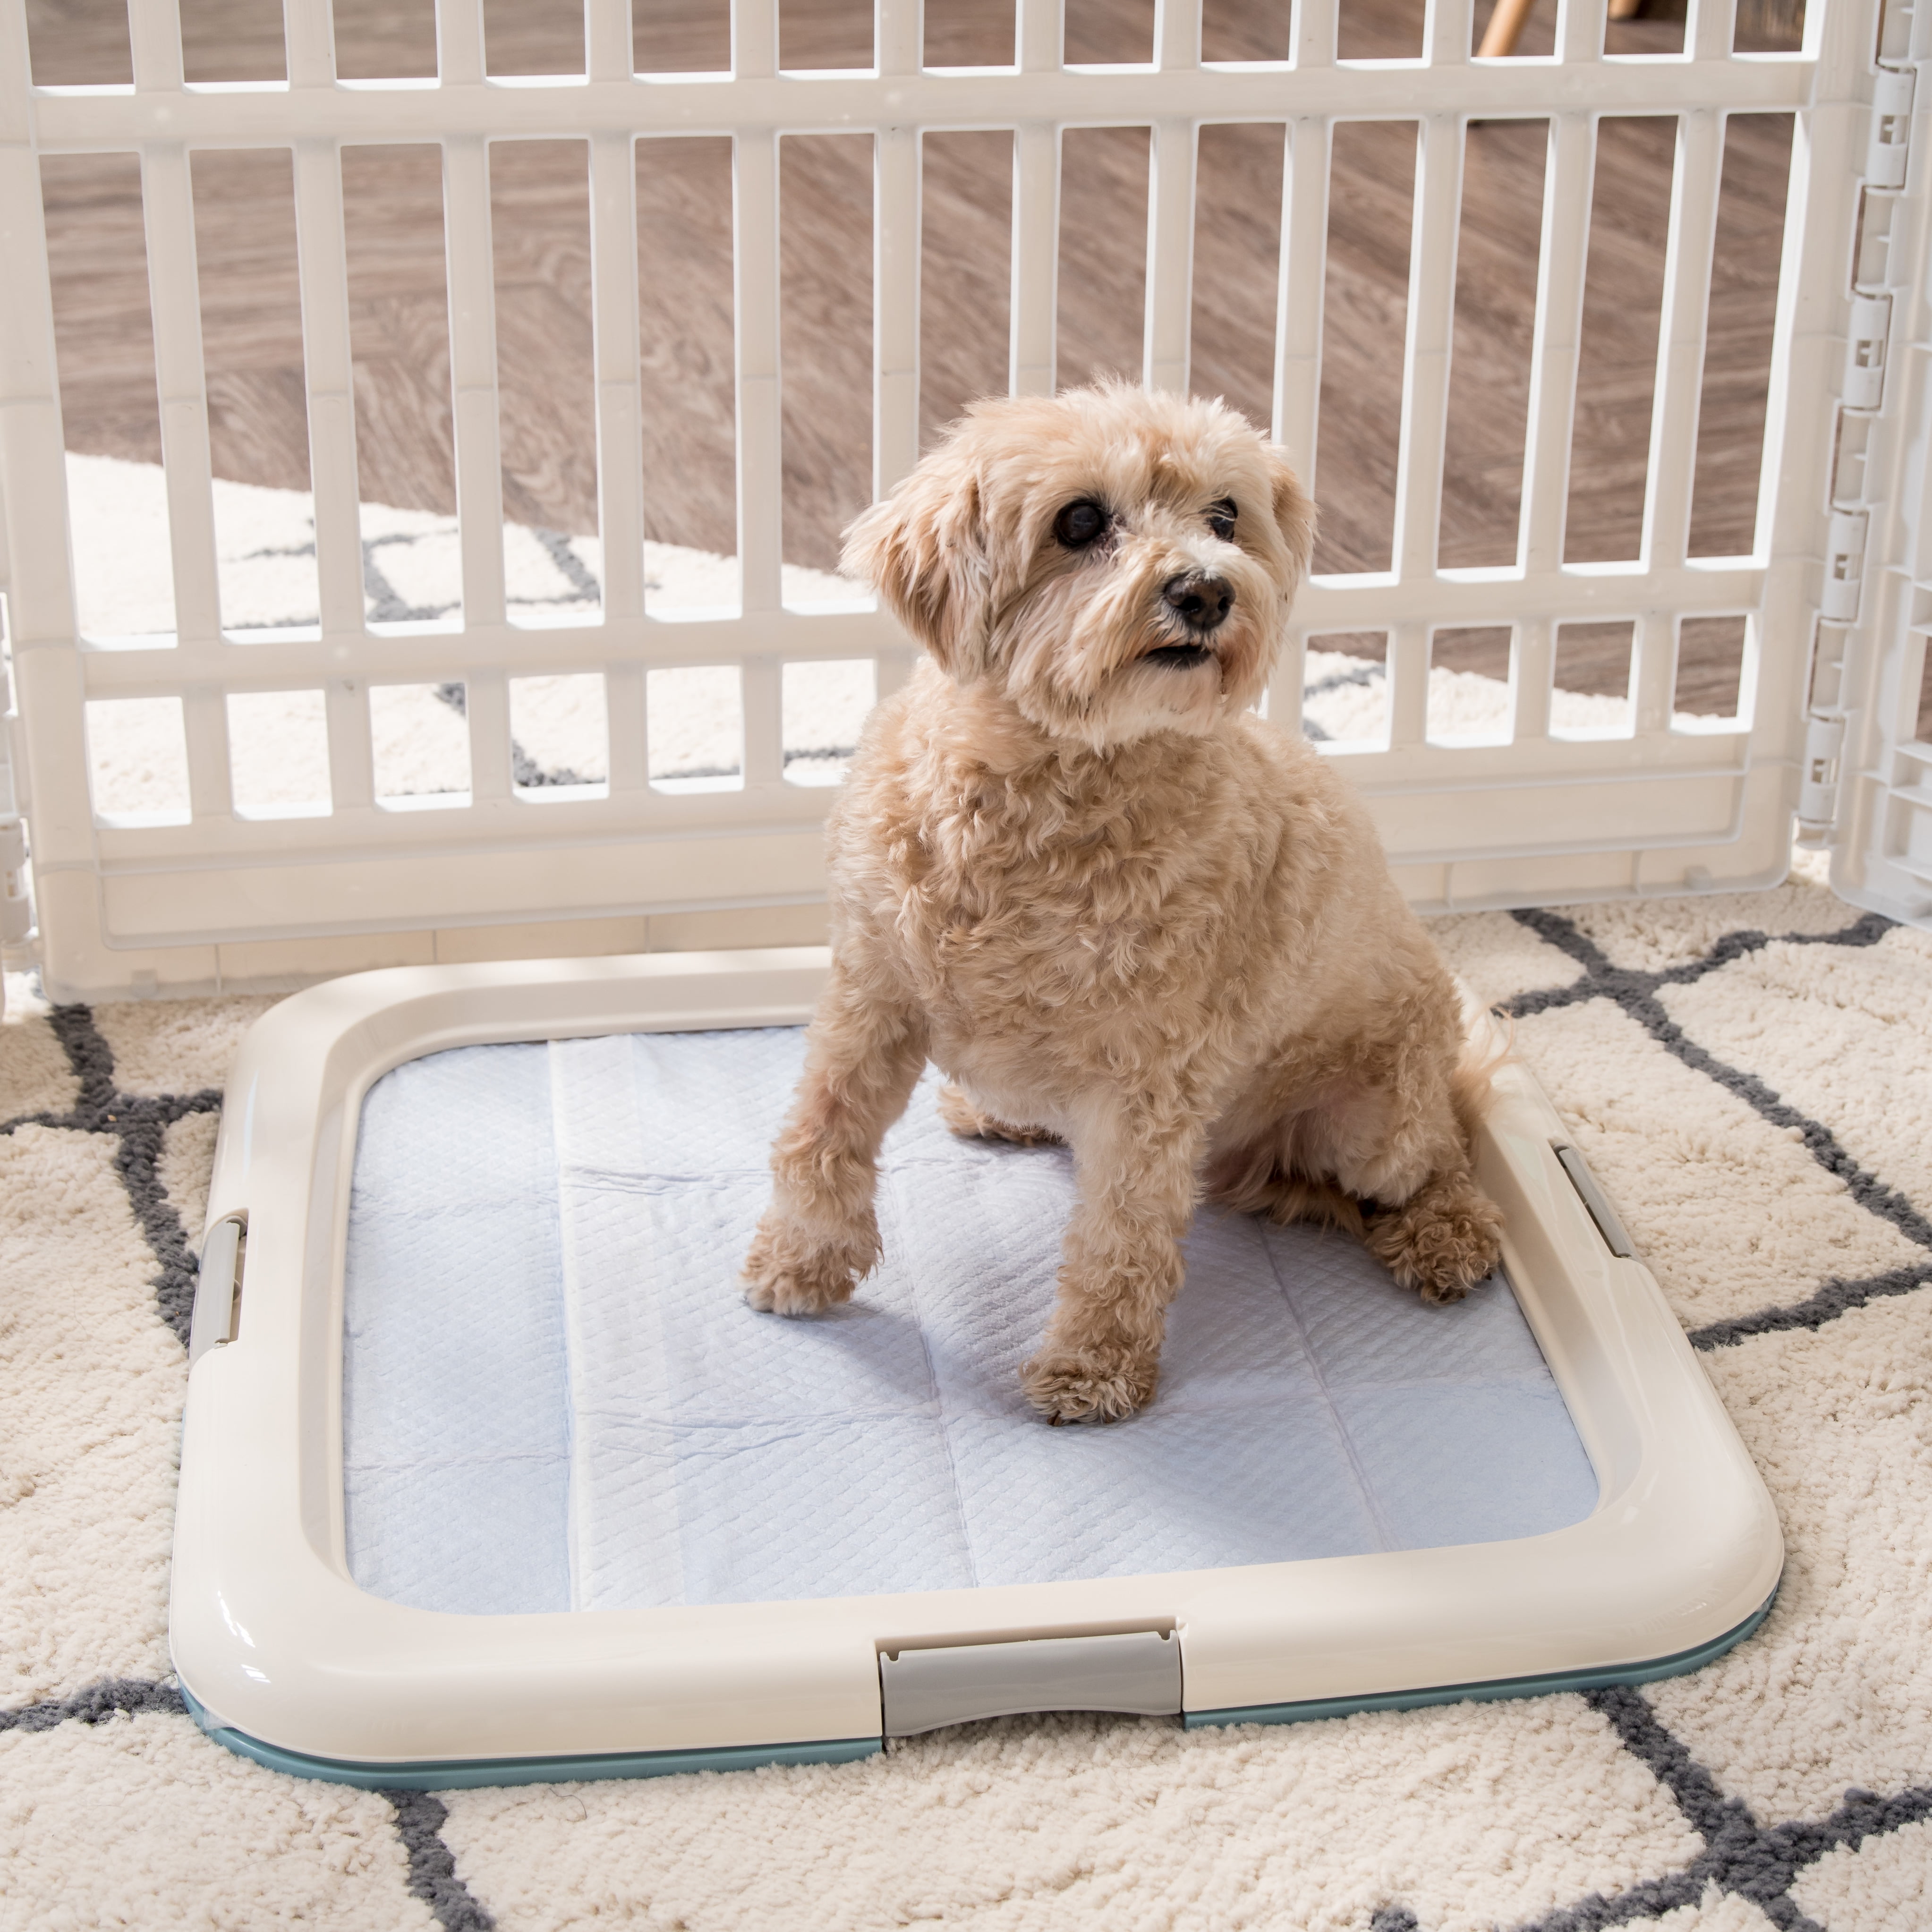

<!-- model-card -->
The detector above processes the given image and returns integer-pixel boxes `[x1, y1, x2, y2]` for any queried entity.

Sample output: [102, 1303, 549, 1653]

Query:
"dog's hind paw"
[1020, 1345, 1158, 1424]
[937, 1084, 1062, 1147]
[1366, 1173, 1504, 1306]
[741, 1219, 866, 1316]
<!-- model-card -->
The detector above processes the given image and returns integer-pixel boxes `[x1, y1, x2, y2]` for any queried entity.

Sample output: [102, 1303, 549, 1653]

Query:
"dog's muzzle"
[1160, 572, 1233, 632]
[1144, 571, 1232, 668]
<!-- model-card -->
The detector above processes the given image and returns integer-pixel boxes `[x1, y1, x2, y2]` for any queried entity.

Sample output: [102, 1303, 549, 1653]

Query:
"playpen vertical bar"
[875, 124, 921, 498]
[466, 669, 512, 801]
[1271, 116, 1330, 477]
[878, 0, 921, 74]
[0, 2, 99, 875]
[1294, 0, 1337, 71]
[178, 689, 232, 824]
[871, 0, 923, 699]
[1010, 0, 1063, 398]
[437, 0, 486, 83]
[1152, 0, 1200, 72]
[592, 5, 641, 767]
[1688, 0, 1740, 64]
[291, 142, 366, 647]
[1513, 615, 1553, 742]
[292, 135, 377, 819]
[128, 0, 186, 89]
[875, 0, 921, 495]
[606, 662, 648, 793]
[283, 0, 337, 88]
[1146, 0, 1199, 405]
[732, 0, 781, 616]
[1387, 622, 1430, 748]
[1424, 0, 1472, 66]
[590, 130, 644, 624]
[1748, 0, 1864, 771]
[733, 0, 777, 78]
[1750, 98, 1822, 570]
[733, 0, 786, 778]
[1633, 611, 1675, 736]
[441, 135, 507, 639]
[1010, 126, 1061, 398]
[138, 147, 224, 658]
[1265, 117, 1328, 734]
[586, 0, 632, 81]
[1143, 119, 1198, 397]
[1270, 634, 1307, 738]
[1018, 0, 1064, 69]
[1630, 109, 1722, 745]
[742, 656, 783, 785]
[1640, 111, 1723, 576]
[733, 127, 783, 616]
[291, 64, 372, 820]
[326, 680, 374, 813]
[440, 128, 510, 801]
[1517, 113, 1595, 577]
[1553, 0, 1601, 63]
[1393, 111, 1466, 586]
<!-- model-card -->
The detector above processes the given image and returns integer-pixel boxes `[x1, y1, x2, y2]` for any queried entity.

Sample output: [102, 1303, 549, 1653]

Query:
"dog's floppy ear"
[1262, 444, 1317, 587]
[843, 452, 989, 680]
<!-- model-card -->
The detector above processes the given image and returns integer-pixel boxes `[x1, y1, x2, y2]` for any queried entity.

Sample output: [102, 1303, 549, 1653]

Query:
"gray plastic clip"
[878, 1629, 1181, 1737]
[1553, 1144, 1635, 1259]
[189, 1215, 247, 1366]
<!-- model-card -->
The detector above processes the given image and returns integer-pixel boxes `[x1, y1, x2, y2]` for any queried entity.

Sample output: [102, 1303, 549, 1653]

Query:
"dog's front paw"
[741, 1218, 866, 1316]
[1021, 1343, 1158, 1424]
[1366, 1175, 1504, 1306]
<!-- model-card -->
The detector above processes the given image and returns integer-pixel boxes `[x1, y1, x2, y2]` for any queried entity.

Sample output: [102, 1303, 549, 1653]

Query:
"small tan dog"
[743, 383, 1503, 1423]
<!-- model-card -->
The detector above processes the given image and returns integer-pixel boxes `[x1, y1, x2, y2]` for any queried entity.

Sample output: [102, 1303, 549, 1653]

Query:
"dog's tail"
[1261, 1174, 1368, 1239]
[1451, 1005, 1516, 1149]
[1208, 1145, 1369, 1238]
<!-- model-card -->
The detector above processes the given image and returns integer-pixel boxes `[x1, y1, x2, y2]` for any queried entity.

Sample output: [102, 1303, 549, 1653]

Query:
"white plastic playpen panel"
[1, 0, 1931, 1002]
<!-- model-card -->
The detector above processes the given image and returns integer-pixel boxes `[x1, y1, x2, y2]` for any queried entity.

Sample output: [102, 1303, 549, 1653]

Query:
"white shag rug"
[1, 849, 1929, 1930]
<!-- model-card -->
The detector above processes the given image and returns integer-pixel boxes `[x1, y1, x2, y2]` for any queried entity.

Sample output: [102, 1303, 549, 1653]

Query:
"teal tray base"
[181, 1689, 881, 1790]
[1185, 1588, 1777, 1732]
[184, 1588, 1774, 1787]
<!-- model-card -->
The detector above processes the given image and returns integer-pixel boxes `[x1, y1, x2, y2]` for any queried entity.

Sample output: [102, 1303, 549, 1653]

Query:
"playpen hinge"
[1867, 65, 1916, 192]
[1796, 712, 1848, 836]
[0, 650, 32, 962]
[1821, 510, 1871, 624]
[877, 1629, 1181, 1738]
[0, 816, 32, 948]
[1841, 293, 1894, 414]
[189, 1214, 247, 1367]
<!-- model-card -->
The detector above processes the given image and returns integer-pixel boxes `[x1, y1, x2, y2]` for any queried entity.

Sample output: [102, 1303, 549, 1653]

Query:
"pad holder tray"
[171, 949, 1782, 1787]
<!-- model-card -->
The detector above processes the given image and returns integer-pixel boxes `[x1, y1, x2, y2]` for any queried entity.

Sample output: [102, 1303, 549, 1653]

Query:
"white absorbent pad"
[342, 1029, 1598, 1617]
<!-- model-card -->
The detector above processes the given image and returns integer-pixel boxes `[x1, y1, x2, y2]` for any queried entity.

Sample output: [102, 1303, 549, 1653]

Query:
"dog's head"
[844, 383, 1314, 749]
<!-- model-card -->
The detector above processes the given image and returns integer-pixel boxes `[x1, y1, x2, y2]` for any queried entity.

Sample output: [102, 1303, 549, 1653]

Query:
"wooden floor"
[29, 0, 1799, 711]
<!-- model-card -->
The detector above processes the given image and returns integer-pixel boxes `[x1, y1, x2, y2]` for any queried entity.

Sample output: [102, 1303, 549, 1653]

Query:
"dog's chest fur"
[832, 693, 1367, 1095]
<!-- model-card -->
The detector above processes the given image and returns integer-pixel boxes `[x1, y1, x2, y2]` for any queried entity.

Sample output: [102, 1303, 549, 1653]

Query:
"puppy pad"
[342, 1029, 1597, 1617]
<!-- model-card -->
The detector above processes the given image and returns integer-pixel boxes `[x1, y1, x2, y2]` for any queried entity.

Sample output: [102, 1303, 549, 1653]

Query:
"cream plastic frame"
[171, 945, 1784, 1780]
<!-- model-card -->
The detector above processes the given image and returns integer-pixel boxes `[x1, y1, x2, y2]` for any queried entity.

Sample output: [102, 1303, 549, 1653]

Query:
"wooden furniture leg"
[1477, 0, 1540, 57]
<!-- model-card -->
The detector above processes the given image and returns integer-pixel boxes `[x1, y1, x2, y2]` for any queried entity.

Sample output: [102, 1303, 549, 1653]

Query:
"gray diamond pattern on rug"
[1, 859, 1928, 1931]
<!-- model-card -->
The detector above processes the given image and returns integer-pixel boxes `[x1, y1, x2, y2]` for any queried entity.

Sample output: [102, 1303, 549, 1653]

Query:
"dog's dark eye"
[1054, 499, 1109, 549]
[1207, 498, 1237, 542]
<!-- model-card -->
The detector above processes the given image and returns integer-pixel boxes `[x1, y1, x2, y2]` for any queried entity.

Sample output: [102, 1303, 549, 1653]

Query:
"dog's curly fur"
[744, 383, 1503, 1423]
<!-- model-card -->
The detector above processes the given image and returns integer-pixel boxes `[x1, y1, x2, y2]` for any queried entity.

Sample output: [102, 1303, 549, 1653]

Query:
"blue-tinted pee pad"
[342, 1029, 1598, 1616]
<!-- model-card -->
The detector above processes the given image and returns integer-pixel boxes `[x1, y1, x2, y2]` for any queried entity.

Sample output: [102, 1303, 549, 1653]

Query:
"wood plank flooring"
[28, 0, 1800, 712]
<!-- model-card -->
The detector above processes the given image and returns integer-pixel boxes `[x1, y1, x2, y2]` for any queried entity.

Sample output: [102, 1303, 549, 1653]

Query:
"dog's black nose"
[1161, 572, 1233, 630]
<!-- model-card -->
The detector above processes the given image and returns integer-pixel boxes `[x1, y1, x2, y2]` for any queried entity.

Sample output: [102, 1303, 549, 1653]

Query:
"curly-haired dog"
[743, 383, 1503, 1423]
